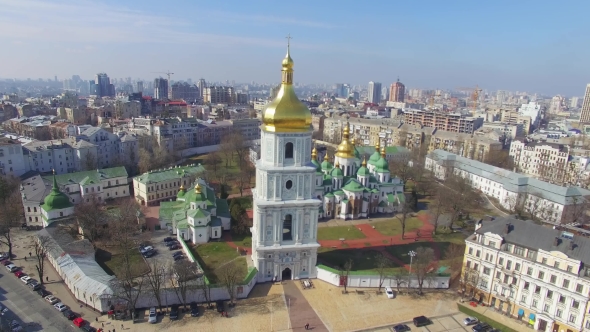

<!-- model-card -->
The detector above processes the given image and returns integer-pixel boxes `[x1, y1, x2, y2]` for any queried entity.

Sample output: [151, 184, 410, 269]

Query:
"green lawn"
[97, 248, 150, 277]
[373, 216, 423, 236]
[317, 226, 366, 241]
[317, 247, 403, 274]
[190, 242, 248, 283]
[458, 304, 519, 332]
[231, 232, 252, 248]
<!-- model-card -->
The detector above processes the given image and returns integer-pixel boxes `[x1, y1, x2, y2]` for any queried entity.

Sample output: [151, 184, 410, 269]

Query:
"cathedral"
[251, 43, 321, 282]
[313, 127, 405, 220]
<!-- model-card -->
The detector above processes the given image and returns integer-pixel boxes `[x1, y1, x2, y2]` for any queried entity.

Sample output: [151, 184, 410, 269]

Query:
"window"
[550, 275, 556, 284]
[489, 241, 496, 248]
[59, 212, 63, 217]
[483, 267, 490, 275]
[285, 142, 294, 159]
[521, 295, 527, 302]
[506, 244, 513, 252]
[535, 286, 541, 294]
[569, 314, 577, 324]
[572, 300, 580, 309]
[576, 284, 583, 293]
[532, 299, 538, 308]
[556, 309, 562, 318]
[537, 271, 544, 279]
[543, 304, 550, 312]
[282, 214, 292, 241]
[563, 279, 570, 288]
[34, 207, 37, 212]
[554, 261, 560, 269]
[27, 207, 30, 212]
[503, 275, 509, 284]
[558, 295, 565, 304]
[546, 290, 553, 299]
[476, 250, 481, 258]
[286, 180, 293, 190]
[542, 257, 547, 264]
[514, 246, 524, 256]
[512, 277, 517, 285]
[468, 248, 473, 255]
[515, 263, 521, 271]
[506, 260, 512, 270]
[499, 257, 504, 265]
[567, 265, 573, 273]
[527, 250, 535, 259]
[523, 282, 530, 290]
[496, 271, 501, 279]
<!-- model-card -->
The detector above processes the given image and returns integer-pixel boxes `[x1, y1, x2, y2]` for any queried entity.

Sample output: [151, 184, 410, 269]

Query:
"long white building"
[0, 137, 27, 176]
[426, 149, 590, 224]
[465, 217, 590, 332]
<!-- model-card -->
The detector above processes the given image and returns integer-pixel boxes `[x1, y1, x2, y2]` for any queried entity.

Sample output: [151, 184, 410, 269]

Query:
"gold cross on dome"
[286, 34, 292, 47]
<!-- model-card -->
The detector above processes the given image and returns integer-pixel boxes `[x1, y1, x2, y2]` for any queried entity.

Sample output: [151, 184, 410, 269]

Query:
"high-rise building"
[171, 82, 199, 102]
[580, 84, 590, 123]
[570, 97, 581, 108]
[95, 73, 114, 97]
[389, 79, 405, 102]
[136, 81, 144, 94]
[154, 78, 169, 100]
[367, 81, 381, 104]
[251, 45, 320, 282]
[198, 79, 207, 102]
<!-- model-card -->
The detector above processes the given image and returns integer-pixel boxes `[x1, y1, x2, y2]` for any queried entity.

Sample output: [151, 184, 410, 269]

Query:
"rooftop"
[43, 167, 128, 187]
[133, 164, 205, 184]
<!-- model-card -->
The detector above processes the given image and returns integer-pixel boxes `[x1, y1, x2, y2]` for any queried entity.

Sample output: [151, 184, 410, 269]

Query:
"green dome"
[321, 160, 333, 170]
[331, 166, 343, 177]
[177, 186, 186, 198]
[368, 150, 381, 165]
[43, 174, 73, 211]
[357, 166, 370, 176]
[311, 159, 321, 171]
[375, 157, 389, 172]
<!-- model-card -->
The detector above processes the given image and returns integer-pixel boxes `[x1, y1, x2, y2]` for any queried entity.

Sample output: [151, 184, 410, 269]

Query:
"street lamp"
[408, 250, 417, 275]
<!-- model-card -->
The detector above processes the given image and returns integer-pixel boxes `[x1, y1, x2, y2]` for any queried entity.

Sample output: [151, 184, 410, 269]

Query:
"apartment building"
[510, 140, 569, 184]
[230, 118, 261, 141]
[21, 167, 129, 226]
[481, 122, 524, 139]
[3, 116, 52, 140]
[429, 131, 502, 162]
[80, 127, 138, 169]
[426, 149, 590, 224]
[114, 100, 141, 119]
[464, 217, 590, 332]
[500, 109, 533, 135]
[132, 164, 205, 206]
[23, 138, 97, 174]
[203, 86, 236, 104]
[0, 137, 27, 176]
[403, 109, 483, 134]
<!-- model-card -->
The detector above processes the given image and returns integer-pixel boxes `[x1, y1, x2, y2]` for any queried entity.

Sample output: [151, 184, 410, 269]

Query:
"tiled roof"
[43, 167, 128, 186]
[133, 164, 205, 184]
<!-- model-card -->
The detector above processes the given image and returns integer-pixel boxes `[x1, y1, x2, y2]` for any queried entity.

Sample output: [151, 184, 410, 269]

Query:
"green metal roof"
[216, 198, 230, 218]
[133, 164, 204, 184]
[188, 208, 209, 219]
[321, 160, 333, 170]
[387, 193, 395, 203]
[45, 166, 128, 187]
[211, 216, 222, 227]
[325, 192, 335, 198]
[177, 218, 189, 229]
[397, 192, 406, 203]
[374, 157, 389, 172]
[333, 190, 344, 195]
[378, 201, 387, 207]
[331, 166, 343, 177]
[356, 166, 370, 176]
[42, 173, 73, 211]
[342, 179, 365, 192]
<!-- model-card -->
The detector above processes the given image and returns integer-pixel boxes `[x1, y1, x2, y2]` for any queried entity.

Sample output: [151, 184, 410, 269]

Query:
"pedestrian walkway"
[283, 281, 329, 332]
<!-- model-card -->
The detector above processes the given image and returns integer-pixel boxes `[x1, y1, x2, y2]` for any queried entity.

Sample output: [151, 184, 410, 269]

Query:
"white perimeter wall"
[317, 266, 450, 289]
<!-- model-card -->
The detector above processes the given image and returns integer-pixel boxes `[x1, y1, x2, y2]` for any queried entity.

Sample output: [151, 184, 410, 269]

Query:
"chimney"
[553, 237, 560, 246]
[569, 241, 576, 251]
[504, 223, 511, 234]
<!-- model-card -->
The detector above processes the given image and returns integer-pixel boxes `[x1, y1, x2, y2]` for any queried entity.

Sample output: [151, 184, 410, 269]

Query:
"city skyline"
[1, 0, 589, 96]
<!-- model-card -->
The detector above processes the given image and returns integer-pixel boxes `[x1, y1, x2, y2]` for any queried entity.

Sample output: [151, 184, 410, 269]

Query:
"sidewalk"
[9, 229, 102, 322]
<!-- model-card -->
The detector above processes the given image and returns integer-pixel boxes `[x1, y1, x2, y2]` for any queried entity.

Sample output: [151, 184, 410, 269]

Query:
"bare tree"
[169, 260, 201, 311]
[444, 243, 466, 282]
[413, 247, 437, 295]
[236, 165, 253, 197]
[484, 149, 514, 170]
[562, 196, 590, 225]
[395, 194, 414, 239]
[145, 259, 168, 313]
[138, 148, 153, 174]
[392, 268, 408, 294]
[108, 199, 145, 275]
[84, 151, 98, 171]
[218, 261, 242, 305]
[204, 152, 222, 173]
[338, 258, 353, 293]
[108, 266, 146, 321]
[34, 234, 55, 285]
[388, 159, 414, 183]
[0, 190, 23, 258]
[441, 173, 479, 229]
[196, 279, 213, 309]
[74, 194, 108, 242]
[375, 253, 391, 293]
[459, 264, 480, 300]
[428, 188, 445, 235]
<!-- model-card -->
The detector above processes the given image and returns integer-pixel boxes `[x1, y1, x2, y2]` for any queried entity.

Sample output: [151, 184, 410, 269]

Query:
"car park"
[36, 289, 50, 297]
[385, 287, 394, 299]
[464, 317, 479, 325]
[169, 305, 179, 320]
[6, 264, 18, 272]
[165, 241, 179, 247]
[14, 271, 24, 278]
[28, 280, 40, 290]
[45, 295, 59, 304]
[0, 253, 8, 260]
[392, 324, 411, 332]
[63, 309, 77, 320]
[54, 302, 68, 312]
[148, 307, 157, 324]
[413, 316, 430, 327]
[190, 302, 200, 317]
[20, 276, 32, 284]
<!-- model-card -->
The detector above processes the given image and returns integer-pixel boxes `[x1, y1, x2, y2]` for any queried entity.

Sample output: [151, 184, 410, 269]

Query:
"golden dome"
[381, 146, 386, 158]
[375, 139, 380, 151]
[262, 41, 311, 133]
[335, 160, 340, 168]
[335, 122, 355, 158]
[323, 153, 329, 161]
[195, 183, 202, 194]
[311, 145, 318, 160]
[361, 157, 367, 167]
[179, 184, 185, 191]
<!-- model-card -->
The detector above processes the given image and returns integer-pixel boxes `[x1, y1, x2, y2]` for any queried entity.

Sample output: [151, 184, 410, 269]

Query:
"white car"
[20, 276, 31, 284]
[385, 287, 395, 299]
[463, 317, 478, 325]
[54, 302, 67, 312]
[5, 264, 17, 272]
[148, 307, 157, 324]
[45, 295, 59, 304]
[141, 246, 154, 253]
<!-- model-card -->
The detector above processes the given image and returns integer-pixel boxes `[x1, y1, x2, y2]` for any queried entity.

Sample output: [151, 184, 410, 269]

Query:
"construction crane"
[471, 85, 482, 112]
[152, 71, 175, 99]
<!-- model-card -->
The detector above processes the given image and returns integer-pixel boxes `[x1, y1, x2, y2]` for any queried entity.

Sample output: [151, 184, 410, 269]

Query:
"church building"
[251, 42, 321, 282]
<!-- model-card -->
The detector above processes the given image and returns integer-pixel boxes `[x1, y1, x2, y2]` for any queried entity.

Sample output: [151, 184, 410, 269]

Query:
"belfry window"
[283, 214, 293, 241]
[285, 142, 294, 159]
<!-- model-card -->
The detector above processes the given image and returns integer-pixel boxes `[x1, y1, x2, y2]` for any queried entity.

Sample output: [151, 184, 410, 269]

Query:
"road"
[0, 269, 78, 332]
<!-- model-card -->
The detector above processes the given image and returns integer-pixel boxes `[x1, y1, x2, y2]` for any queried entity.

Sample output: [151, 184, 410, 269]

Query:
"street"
[0, 266, 78, 332]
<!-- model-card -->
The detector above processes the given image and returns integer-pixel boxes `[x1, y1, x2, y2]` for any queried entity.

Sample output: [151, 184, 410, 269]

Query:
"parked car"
[472, 323, 490, 332]
[464, 317, 478, 325]
[63, 309, 76, 320]
[385, 287, 394, 299]
[54, 302, 68, 312]
[80, 325, 97, 332]
[190, 302, 200, 317]
[169, 244, 180, 250]
[28, 280, 40, 290]
[163, 237, 175, 242]
[1, 260, 11, 266]
[216, 300, 225, 313]
[148, 307, 157, 324]
[142, 250, 156, 258]
[165, 241, 179, 247]
[14, 271, 25, 278]
[36, 289, 50, 297]
[173, 255, 184, 261]
[10, 320, 22, 331]
[392, 324, 411, 332]
[413, 316, 430, 327]
[0, 253, 8, 260]
[20, 276, 32, 284]
[169, 305, 179, 320]
[172, 251, 183, 257]
[45, 295, 59, 304]
[6, 264, 18, 272]
[72, 317, 85, 327]
[140, 246, 154, 253]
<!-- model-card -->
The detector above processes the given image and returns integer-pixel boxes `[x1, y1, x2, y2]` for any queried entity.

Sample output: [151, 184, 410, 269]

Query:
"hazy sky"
[1, 0, 589, 96]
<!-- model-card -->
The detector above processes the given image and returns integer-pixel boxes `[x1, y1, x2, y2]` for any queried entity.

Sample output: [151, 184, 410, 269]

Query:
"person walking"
[46, 276, 48, 282]
[24, 256, 26, 261]
[29, 252, 31, 257]
[305, 323, 310, 330]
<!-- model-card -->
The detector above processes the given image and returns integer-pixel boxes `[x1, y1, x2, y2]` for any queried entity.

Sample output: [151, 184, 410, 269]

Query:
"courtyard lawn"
[317, 226, 366, 241]
[373, 216, 423, 236]
[317, 247, 402, 274]
[97, 248, 150, 277]
[190, 242, 248, 283]
[231, 232, 252, 248]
